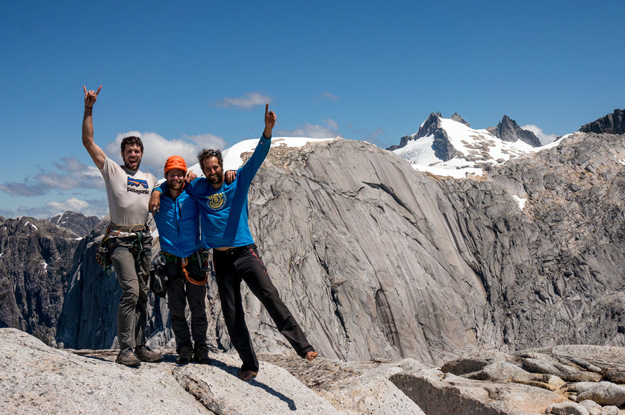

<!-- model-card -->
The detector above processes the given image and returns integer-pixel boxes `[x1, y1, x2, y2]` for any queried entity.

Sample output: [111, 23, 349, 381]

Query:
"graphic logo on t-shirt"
[127, 177, 150, 194]
[208, 192, 225, 210]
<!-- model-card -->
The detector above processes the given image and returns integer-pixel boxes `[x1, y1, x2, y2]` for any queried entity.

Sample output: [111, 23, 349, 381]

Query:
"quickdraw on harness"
[150, 252, 169, 297]
[96, 233, 113, 279]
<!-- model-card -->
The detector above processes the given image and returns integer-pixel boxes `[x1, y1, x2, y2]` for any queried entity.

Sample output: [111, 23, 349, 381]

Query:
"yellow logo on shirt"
[208, 193, 225, 210]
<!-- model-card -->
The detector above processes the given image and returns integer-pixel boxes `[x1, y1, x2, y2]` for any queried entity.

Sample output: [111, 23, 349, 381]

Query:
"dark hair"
[197, 148, 223, 167]
[121, 136, 144, 153]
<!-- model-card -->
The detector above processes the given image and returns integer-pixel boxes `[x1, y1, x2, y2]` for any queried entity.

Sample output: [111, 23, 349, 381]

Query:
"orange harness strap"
[182, 257, 208, 285]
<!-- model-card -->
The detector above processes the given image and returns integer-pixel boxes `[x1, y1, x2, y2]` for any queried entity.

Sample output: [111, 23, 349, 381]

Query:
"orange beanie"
[164, 155, 187, 175]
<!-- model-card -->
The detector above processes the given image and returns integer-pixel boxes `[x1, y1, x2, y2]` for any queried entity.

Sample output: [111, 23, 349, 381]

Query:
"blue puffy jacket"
[153, 187, 201, 258]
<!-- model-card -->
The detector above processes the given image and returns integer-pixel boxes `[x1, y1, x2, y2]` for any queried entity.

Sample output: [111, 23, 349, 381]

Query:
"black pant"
[165, 257, 208, 353]
[213, 245, 314, 372]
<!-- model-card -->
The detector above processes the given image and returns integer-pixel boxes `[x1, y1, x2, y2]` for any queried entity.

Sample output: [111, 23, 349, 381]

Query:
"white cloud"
[10, 197, 109, 219]
[521, 124, 559, 145]
[46, 198, 90, 212]
[0, 158, 104, 197]
[319, 92, 339, 101]
[105, 131, 227, 177]
[217, 92, 272, 109]
[277, 119, 340, 139]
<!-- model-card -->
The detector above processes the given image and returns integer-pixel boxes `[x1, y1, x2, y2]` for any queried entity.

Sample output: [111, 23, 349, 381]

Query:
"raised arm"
[82, 85, 106, 169]
[263, 103, 276, 139]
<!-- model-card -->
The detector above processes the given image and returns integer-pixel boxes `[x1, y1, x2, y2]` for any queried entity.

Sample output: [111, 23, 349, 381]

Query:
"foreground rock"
[5, 329, 625, 414]
[1, 328, 341, 415]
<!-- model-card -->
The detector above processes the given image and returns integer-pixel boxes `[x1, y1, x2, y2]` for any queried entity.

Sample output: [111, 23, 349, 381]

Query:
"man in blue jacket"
[151, 105, 318, 381]
[152, 155, 210, 365]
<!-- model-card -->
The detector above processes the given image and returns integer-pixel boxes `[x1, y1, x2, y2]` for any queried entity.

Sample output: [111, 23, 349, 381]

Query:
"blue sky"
[1, 0, 623, 219]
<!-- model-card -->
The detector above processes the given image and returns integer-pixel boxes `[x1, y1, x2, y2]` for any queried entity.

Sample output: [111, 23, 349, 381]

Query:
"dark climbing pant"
[213, 244, 314, 372]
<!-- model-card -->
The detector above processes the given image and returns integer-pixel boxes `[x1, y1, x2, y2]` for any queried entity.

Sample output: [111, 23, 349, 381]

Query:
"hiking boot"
[135, 345, 163, 363]
[176, 345, 194, 365]
[193, 344, 211, 365]
[116, 348, 141, 368]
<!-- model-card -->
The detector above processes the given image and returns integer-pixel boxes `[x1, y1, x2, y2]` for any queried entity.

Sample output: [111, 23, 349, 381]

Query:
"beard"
[207, 171, 223, 185]
[123, 157, 141, 170]
[167, 179, 183, 190]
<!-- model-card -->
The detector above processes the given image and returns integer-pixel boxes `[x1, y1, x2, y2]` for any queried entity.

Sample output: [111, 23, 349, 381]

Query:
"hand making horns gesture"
[83, 85, 102, 109]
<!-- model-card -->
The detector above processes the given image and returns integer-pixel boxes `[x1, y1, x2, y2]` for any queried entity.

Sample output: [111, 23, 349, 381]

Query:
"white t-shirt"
[100, 157, 157, 226]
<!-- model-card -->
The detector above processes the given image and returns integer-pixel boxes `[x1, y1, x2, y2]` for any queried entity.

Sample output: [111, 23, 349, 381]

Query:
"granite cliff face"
[240, 133, 625, 363]
[0, 216, 80, 345]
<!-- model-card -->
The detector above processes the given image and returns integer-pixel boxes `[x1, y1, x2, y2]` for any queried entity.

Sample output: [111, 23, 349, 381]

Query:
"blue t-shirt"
[157, 135, 270, 249]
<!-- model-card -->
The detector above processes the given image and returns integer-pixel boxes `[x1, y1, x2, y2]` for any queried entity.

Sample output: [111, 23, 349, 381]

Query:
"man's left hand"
[225, 170, 237, 184]
[185, 170, 197, 183]
[263, 103, 276, 139]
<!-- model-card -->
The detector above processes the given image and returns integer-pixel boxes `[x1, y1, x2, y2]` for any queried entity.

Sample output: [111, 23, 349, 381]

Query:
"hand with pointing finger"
[83, 85, 102, 109]
[263, 103, 276, 139]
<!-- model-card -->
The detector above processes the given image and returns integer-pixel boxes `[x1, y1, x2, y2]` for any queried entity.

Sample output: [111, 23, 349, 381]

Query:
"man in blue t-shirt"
[152, 105, 318, 381]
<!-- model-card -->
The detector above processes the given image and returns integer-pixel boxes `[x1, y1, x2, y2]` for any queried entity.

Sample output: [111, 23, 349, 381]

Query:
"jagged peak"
[451, 113, 470, 127]
[579, 109, 625, 134]
[487, 115, 542, 147]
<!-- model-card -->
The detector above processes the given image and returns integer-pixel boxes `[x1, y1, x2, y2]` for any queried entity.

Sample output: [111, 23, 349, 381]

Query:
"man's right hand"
[83, 85, 102, 109]
[149, 191, 161, 214]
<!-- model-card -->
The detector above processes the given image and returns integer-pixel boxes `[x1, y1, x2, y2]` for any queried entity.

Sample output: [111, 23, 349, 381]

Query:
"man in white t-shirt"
[82, 85, 163, 368]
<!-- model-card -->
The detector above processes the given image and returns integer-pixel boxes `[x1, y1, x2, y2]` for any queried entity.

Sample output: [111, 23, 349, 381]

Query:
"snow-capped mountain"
[391, 112, 562, 178]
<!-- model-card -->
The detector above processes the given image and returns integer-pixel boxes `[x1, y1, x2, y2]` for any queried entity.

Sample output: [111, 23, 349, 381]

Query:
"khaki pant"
[108, 233, 152, 350]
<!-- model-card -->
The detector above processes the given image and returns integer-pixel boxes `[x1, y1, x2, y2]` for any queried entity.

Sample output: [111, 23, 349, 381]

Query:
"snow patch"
[512, 195, 527, 210]
[24, 221, 38, 230]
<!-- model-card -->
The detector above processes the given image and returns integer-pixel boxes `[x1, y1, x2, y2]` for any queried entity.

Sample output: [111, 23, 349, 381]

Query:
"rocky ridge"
[50, 211, 100, 237]
[580, 109, 625, 135]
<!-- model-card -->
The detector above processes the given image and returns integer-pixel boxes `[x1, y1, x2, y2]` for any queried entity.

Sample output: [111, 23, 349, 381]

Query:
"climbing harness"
[97, 224, 149, 279]
[163, 251, 209, 285]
